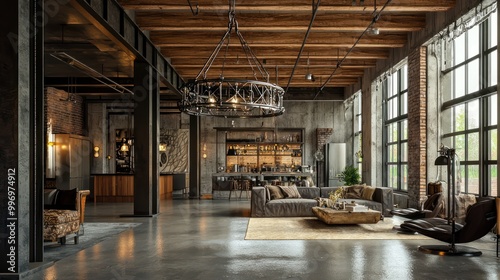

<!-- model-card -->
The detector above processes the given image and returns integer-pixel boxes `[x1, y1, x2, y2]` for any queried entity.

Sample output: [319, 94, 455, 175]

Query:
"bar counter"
[212, 172, 314, 193]
[92, 173, 184, 203]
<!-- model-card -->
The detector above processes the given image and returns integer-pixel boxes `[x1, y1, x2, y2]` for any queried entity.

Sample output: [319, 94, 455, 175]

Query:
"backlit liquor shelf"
[215, 127, 305, 175]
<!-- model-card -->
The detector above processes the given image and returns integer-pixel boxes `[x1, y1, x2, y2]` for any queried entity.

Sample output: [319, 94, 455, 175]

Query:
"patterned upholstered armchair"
[43, 188, 90, 245]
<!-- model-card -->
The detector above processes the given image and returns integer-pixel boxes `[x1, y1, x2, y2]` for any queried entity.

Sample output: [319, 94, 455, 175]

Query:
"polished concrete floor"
[25, 199, 499, 280]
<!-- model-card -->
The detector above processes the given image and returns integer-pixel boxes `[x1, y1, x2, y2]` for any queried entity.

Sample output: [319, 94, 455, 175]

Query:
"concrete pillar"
[0, 0, 43, 277]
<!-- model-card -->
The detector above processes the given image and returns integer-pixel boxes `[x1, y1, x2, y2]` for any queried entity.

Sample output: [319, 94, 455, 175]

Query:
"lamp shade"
[120, 143, 129, 152]
[305, 73, 315, 81]
[434, 155, 449, 166]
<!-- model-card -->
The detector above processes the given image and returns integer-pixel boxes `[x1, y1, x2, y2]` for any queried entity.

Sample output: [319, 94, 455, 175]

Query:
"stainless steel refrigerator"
[325, 143, 346, 187]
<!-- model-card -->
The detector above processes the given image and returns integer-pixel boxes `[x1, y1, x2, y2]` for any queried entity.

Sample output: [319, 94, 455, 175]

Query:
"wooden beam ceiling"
[116, 0, 455, 92]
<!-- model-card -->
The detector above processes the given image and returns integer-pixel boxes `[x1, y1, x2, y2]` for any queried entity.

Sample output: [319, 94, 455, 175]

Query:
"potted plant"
[340, 165, 361, 186]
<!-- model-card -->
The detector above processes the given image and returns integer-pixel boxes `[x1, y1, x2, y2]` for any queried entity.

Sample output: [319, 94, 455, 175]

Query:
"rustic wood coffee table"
[312, 206, 382, 224]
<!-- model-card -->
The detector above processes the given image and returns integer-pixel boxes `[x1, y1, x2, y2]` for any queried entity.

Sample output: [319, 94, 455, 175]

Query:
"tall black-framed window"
[354, 93, 362, 174]
[382, 63, 408, 192]
[440, 9, 497, 196]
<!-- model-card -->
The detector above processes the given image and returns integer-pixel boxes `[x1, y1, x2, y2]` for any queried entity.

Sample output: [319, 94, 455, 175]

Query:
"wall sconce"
[47, 141, 55, 147]
[93, 146, 100, 158]
[202, 143, 207, 159]
[159, 143, 167, 152]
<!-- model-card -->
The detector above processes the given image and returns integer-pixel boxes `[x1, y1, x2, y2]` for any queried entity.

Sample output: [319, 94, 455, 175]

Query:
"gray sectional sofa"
[251, 186, 394, 217]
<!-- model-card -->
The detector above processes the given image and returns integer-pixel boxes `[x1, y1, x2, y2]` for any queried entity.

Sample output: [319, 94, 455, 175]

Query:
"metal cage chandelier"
[178, 0, 285, 118]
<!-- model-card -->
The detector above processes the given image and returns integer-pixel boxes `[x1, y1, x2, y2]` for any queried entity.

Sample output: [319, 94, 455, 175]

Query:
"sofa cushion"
[266, 185, 285, 200]
[320, 187, 341, 198]
[279, 185, 301, 198]
[296, 187, 320, 199]
[44, 209, 79, 224]
[361, 186, 376, 201]
[265, 198, 318, 217]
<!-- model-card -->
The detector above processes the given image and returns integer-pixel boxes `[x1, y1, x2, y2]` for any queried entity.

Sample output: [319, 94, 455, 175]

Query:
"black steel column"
[128, 60, 157, 217]
[151, 66, 160, 215]
[30, 0, 44, 263]
[189, 115, 200, 198]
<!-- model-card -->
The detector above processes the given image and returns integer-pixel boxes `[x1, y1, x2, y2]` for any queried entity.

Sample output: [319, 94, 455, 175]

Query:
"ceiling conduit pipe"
[285, 0, 321, 93]
[313, 0, 393, 100]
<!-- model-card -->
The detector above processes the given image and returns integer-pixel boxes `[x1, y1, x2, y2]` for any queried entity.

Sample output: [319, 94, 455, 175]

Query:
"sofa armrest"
[77, 190, 90, 224]
[251, 187, 267, 217]
[373, 187, 394, 217]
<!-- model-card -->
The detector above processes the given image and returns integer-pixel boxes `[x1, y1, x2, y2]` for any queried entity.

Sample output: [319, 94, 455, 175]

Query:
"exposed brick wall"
[45, 87, 86, 136]
[407, 47, 427, 208]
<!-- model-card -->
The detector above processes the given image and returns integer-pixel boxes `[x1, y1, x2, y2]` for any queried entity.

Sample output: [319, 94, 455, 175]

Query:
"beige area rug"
[245, 217, 431, 240]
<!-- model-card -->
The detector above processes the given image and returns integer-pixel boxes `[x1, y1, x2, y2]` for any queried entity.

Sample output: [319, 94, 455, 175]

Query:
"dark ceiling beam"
[45, 76, 134, 87]
[284, 87, 344, 101]
[69, 0, 184, 94]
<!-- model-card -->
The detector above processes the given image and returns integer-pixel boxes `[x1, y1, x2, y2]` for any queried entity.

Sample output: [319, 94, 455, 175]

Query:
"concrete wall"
[198, 100, 353, 196]
[87, 102, 184, 174]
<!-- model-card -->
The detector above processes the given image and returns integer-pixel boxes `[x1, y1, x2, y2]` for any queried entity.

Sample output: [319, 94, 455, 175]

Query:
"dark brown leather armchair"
[400, 197, 497, 256]
[391, 192, 444, 219]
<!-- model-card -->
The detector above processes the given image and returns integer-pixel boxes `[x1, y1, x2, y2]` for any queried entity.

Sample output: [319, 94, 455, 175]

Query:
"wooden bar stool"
[228, 179, 239, 200]
[238, 179, 251, 200]
[228, 179, 251, 200]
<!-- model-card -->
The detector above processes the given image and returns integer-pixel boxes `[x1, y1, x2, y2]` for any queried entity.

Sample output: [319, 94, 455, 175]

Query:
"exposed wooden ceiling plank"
[157, 43, 406, 48]
[135, 14, 425, 32]
[142, 26, 422, 33]
[150, 32, 407, 44]
[161, 49, 389, 60]
[119, 1, 455, 14]
[171, 59, 378, 67]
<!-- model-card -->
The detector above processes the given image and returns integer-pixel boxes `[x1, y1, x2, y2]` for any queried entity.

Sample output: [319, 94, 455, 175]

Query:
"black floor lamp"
[418, 146, 481, 256]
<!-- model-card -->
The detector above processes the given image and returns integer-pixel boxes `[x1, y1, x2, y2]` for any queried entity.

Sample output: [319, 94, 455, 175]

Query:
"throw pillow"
[306, 177, 315, 187]
[456, 194, 477, 221]
[52, 188, 78, 210]
[267, 185, 285, 200]
[344, 184, 365, 199]
[43, 189, 58, 209]
[361, 186, 376, 201]
[279, 185, 301, 198]
[264, 185, 271, 201]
